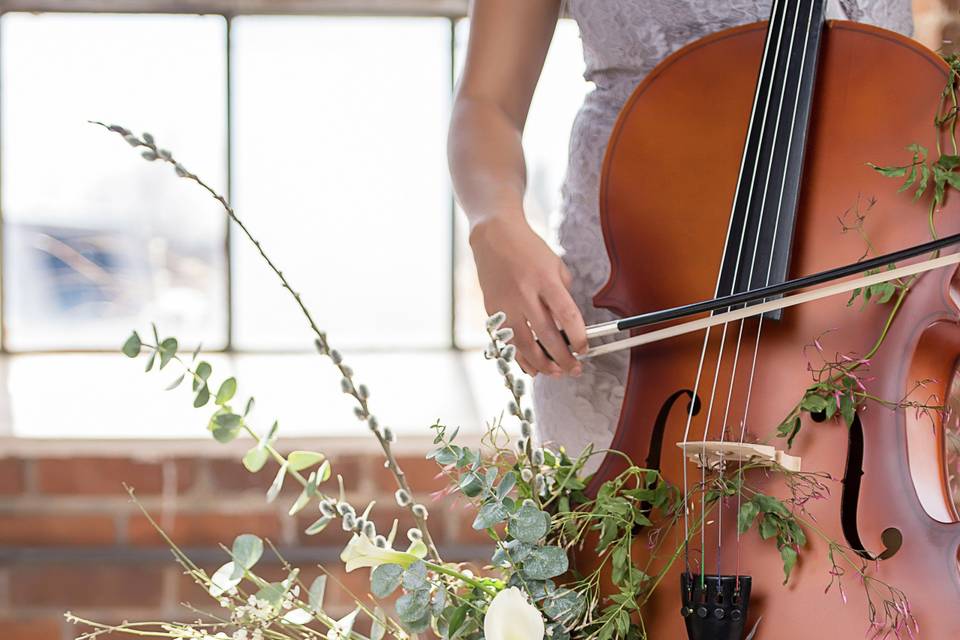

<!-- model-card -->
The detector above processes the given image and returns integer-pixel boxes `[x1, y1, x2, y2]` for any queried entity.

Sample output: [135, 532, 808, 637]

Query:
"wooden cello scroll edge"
[676, 441, 803, 472]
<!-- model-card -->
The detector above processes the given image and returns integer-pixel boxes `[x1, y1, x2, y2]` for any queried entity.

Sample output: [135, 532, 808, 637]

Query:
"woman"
[448, 0, 913, 469]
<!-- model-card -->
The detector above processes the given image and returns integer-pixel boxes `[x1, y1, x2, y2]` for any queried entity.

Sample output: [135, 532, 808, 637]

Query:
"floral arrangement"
[64, 109, 953, 640]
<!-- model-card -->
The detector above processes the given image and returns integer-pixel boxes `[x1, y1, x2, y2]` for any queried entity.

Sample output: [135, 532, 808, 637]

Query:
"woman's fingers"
[515, 352, 538, 376]
[525, 299, 581, 374]
[542, 279, 588, 356]
[508, 313, 559, 375]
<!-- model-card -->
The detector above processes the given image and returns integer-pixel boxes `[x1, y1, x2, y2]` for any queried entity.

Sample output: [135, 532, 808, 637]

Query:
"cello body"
[588, 20, 960, 638]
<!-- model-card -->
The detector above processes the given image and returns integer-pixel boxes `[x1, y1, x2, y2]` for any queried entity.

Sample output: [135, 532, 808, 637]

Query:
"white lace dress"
[532, 0, 914, 471]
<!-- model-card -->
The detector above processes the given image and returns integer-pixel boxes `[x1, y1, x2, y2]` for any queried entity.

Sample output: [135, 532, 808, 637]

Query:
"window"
[0, 7, 587, 437]
[2, 13, 228, 351]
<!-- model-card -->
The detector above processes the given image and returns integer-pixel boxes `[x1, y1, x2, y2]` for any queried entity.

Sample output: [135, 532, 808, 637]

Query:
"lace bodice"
[532, 0, 914, 470]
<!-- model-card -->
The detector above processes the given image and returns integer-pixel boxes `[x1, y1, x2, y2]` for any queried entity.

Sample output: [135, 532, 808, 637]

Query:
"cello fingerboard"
[715, 0, 827, 318]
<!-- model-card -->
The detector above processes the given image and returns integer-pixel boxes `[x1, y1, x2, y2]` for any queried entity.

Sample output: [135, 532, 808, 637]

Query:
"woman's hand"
[470, 215, 587, 377]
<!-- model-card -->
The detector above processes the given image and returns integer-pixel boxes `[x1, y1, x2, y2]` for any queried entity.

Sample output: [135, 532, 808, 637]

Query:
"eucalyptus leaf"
[216, 377, 237, 405]
[194, 384, 210, 408]
[402, 560, 428, 591]
[305, 515, 332, 535]
[308, 575, 327, 610]
[370, 607, 387, 640]
[255, 582, 285, 608]
[287, 451, 325, 472]
[315, 460, 332, 484]
[122, 332, 142, 358]
[232, 534, 263, 569]
[405, 611, 432, 634]
[242, 446, 269, 473]
[195, 361, 213, 386]
[473, 501, 509, 530]
[281, 607, 313, 624]
[158, 337, 178, 369]
[542, 587, 585, 624]
[165, 373, 186, 391]
[288, 488, 311, 516]
[459, 472, 483, 497]
[208, 561, 244, 597]
[370, 563, 403, 598]
[396, 589, 431, 623]
[522, 546, 569, 580]
[267, 463, 287, 503]
[211, 412, 242, 443]
[496, 471, 516, 499]
[510, 502, 549, 543]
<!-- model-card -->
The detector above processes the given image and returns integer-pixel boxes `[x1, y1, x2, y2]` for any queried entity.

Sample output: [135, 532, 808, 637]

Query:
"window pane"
[1, 13, 228, 351]
[232, 17, 451, 350]
[453, 19, 590, 347]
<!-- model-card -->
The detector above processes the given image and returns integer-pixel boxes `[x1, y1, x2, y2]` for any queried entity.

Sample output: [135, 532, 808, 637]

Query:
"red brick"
[208, 454, 361, 494]
[374, 455, 451, 496]
[0, 514, 116, 546]
[322, 564, 374, 606]
[127, 512, 282, 547]
[10, 565, 164, 608]
[35, 457, 195, 495]
[0, 618, 62, 640]
[0, 459, 25, 495]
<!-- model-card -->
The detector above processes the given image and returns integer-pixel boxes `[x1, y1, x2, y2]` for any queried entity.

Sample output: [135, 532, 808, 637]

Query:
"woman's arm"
[448, 0, 586, 378]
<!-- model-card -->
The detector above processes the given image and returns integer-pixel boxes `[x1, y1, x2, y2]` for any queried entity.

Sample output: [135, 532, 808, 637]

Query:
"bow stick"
[579, 231, 960, 360]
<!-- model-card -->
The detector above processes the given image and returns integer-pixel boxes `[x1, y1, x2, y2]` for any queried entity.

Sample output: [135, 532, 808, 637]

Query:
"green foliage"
[307, 575, 327, 611]
[287, 451, 325, 472]
[231, 534, 263, 569]
[847, 265, 902, 308]
[509, 501, 549, 543]
[370, 564, 403, 598]
[122, 332, 142, 358]
[737, 492, 807, 583]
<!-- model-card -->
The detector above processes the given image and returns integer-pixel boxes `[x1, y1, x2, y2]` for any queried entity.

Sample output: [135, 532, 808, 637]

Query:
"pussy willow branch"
[92, 121, 439, 561]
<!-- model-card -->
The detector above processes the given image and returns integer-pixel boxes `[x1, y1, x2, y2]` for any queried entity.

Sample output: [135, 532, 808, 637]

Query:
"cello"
[578, 0, 960, 638]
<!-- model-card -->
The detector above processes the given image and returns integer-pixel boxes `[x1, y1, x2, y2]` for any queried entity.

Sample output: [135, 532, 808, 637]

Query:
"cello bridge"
[676, 441, 802, 473]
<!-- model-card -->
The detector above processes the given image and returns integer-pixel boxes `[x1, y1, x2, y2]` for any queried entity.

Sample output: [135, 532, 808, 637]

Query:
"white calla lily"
[339, 533, 427, 573]
[483, 587, 545, 640]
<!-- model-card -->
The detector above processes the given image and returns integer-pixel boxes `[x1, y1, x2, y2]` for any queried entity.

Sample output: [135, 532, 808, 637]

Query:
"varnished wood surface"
[589, 19, 960, 638]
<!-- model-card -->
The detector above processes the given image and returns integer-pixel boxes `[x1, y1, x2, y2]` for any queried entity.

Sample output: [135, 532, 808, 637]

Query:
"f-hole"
[646, 389, 702, 471]
[840, 413, 903, 560]
[632, 389, 701, 536]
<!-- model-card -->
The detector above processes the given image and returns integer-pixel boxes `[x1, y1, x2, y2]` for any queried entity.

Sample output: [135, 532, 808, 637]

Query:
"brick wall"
[0, 450, 487, 640]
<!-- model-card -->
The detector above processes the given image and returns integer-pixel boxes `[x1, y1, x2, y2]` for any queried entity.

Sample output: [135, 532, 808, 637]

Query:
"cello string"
[714, 0, 810, 579]
[731, 0, 820, 583]
[681, 0, 785, 578]
[684, 0, 792, 581]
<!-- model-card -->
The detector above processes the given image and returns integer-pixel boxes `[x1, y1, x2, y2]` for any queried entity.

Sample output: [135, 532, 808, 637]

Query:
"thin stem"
[93, 121, 440, 562]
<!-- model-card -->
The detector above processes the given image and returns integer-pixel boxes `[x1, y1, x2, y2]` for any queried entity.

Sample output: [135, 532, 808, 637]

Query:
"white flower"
[339, 533, 427, 572]
[484, 588, 544, 640]
[326, 608, 360, 640]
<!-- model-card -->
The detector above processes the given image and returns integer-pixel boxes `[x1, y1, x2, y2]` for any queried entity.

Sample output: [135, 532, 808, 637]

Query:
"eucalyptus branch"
[94, 121, 439, 562]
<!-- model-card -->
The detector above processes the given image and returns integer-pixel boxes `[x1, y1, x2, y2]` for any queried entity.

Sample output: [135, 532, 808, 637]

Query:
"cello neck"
[715, 0, 827, 318]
